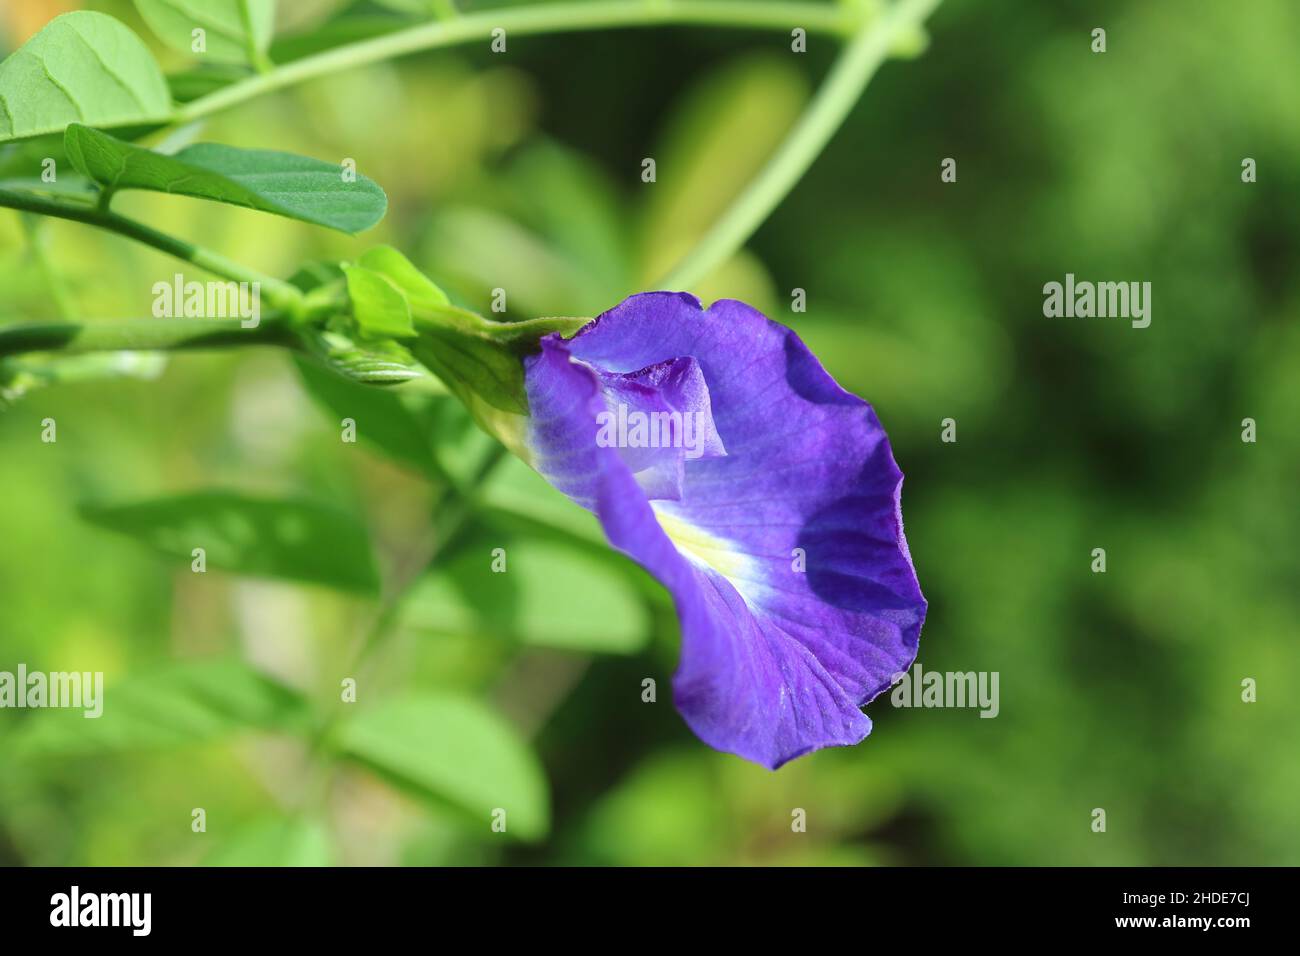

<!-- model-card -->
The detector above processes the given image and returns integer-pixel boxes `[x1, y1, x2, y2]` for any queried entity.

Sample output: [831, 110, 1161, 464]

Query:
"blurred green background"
[1, 0, 1297, 866]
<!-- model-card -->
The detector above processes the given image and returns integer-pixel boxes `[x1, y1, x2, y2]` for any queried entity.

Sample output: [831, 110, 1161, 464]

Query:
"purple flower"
[522, 292, 926, 768]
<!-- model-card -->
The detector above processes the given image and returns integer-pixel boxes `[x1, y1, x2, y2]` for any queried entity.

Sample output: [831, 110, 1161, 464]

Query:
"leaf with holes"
[80, 491, 380, 594]
[6, 658, 312, 757]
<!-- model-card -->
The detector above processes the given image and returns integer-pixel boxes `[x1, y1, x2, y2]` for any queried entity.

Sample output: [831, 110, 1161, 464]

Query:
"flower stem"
[177, 1, 858, 123]
[0, 187, 301, 311]
[657, 0, 942, 291]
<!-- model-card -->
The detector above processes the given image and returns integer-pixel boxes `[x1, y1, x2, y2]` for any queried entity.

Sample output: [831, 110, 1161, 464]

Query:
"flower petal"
[591, 355, 726, 500]
[524, 292, 925, 768]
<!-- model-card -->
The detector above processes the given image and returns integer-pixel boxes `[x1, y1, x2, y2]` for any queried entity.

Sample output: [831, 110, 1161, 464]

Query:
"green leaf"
[64, 123, 388, 233]
[134, 0, 277, 67]
[370, 0, 443, 14]
[286, 259, 345, 293]
[336, 693, 550, 842]
[472, 458, 671, 607]
[342, 264, 416, 338]
[293, 353, 441, 476]
[6, 658, 312, 757]
[577, 752, 730, 866]
[403, 528, 651, 654]
[478, 453, 606, 546]
[426, 397, 499, 488]
[0, 12, 173, 144]
[367, 0, 459, 23]
[79, 491, 380, 594]
[206, 816, 334, 866]
[358, 245, 449, 310]
[337, 248, 582, 440]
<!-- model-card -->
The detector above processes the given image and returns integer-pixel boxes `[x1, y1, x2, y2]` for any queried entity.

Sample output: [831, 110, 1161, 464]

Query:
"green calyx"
[336, 245, 588, 457]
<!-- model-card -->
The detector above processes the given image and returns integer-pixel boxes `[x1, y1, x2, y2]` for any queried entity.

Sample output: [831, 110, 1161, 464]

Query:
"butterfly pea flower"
[410, 289, 926, 769]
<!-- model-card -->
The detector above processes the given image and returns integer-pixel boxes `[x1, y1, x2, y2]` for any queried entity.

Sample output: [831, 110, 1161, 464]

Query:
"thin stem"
[299, 441, 508, 810]
[178, 1, 858, 123]
[0, 316, 293, 359]
[0, 188, 301, 311]
[341, 440, 505, 681]
[658, 0, 942, 290]
[342, 440, 505, 690]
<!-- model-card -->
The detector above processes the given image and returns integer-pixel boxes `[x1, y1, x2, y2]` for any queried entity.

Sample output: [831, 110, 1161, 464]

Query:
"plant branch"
[657, 0, 941, 290]
[0, 188, 301, 310]
[299, 440, 508, 808]
[177, 1, 859, 123]
[0, 1, 938, 368]
[0, 316, 294, 359]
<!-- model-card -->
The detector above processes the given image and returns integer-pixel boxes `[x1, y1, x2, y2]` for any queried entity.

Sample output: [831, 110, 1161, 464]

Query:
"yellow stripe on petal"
[651, 503, 755, 587]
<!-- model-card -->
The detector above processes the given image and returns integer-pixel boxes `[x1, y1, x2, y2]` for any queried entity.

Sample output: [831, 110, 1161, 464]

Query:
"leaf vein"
[156, 0, 247, 45]
[63, 25, 150, 114]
